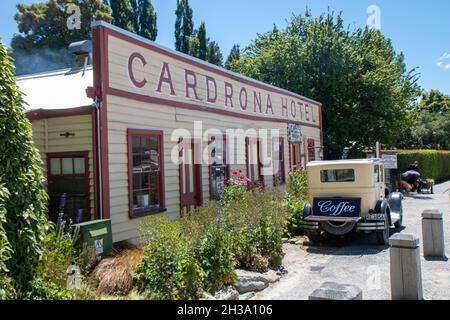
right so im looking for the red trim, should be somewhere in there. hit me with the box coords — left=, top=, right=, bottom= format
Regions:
left=178, top=137, right=202, bottom=212
left=98, top=26, right=322, bottom=129
left=26, top=106, right=92, bottom=121
left=90, top=109, right=99, bottom=219
left=92, top=25, right=111, bottom=219
left=46, top=151, right=90, bottom=222
left=103, top=27, right=322, bottom=107
left=107, top=87, right=320, bottom=129
left=127, top=129, right=166, bottom=218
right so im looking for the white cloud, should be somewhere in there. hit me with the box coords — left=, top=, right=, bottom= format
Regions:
left=436, top=52, right=450, bottom=70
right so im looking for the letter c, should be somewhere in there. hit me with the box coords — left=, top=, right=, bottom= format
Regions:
left=128, top=52, right=147, bottom=88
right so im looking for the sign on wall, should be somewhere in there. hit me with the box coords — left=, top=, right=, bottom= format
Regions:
left=287, top=124, right=302, bottom=142
left=106, top=34, right=322, bottom=127
left=381, top=154, right=398, bottom=169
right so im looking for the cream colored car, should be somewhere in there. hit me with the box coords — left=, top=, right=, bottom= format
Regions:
left=300, top=159, right=403, bottom=245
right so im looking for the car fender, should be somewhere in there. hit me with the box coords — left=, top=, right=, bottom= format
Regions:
left=387, top=192, right=403, bottom=215
left=374, top=199, right=392, bottom=226
left=303, top=201, right=312, bottom=218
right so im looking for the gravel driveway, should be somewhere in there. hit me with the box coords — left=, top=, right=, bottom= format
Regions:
left=255, top=181, right=450, bottom=300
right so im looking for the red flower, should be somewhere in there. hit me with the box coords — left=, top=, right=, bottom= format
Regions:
left=232, top=170, right=239, bottom=175
left=239, top=169, right=243, bottom=173
left=239, top=175, right=245, bottom=180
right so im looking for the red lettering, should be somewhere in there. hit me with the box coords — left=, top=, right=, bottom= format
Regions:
left=305, top=104, right=311, bottom=121
left=239, top=87, right=248, bottom=110
left=297, top=101, right=304, bottom=120
left=225, top=82, right=234, bottom=107
left=254, top=91, right=262, bottom=113
left=128, top=52, right=147, bottom=88
left=266, top=94, right=274, bottom=114
left=281, top=98, right=288, bottom=117
left=206, top=76, right=217, bottom=103
left=185, top=69, right=199, bottom=99
left=291, top=100, right=297, bottom=118
left=156, top=62, right=176, bottom=95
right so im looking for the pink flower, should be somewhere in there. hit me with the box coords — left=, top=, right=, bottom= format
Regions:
left=240, top=181, right=246, bottom=185
left=245, top=178, right=251, bottom=182
left=225, top=179, right=230, bottom=184
left=234, top=180, right=239, bottom=185
left=299, top=165, right=304, bottom=171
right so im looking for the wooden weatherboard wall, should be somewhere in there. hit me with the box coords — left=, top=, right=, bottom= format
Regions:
left=92, top=22, right=322, bottom=242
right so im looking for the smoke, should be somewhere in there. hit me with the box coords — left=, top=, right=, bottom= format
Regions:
left=11, top=47, right=76, bottom=76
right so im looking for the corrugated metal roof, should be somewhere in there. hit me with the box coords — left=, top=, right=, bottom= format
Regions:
left=17, top=66, right=94, bottom=111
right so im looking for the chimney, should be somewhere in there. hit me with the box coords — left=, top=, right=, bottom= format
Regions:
left=68, top=40, right=92, bottom=74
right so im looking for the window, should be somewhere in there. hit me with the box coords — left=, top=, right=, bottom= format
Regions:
left=209, top=135, right=229, bottom=200
left=320, top=169, right=355, bottom=182
left=245, top=137, right=263, bottom=185
left=307, top=138, right=316, bottom=162
left=374, top=164, right=382, bottom=183
left=273, top=137, right=285, bottom=186
left=47, top=152, right=89, bottom=223
left=127, top=129, right=165, bottom=217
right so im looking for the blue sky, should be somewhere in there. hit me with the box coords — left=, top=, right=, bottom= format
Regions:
left=1, top=0, right=449, bottom=94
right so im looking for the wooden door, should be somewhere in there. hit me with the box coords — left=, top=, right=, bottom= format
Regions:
left=47, top=152, right=90, bottom=223
left=179, top=138, right=202, bottom=214
left=245, top=137, right=264, bottom=185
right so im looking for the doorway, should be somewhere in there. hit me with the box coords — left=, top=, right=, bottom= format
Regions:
left=179, top=138, right=203, bottom=214
left=47, top=152, right=90, bottom=223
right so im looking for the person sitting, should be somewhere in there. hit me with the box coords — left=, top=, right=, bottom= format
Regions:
left=407, top=161, right=420, bottom=173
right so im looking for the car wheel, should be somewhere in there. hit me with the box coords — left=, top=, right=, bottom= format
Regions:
left=431, top=185, right=434, bottom=194
left=320, top=220, right=356, bottom=236
left=377, top=212, right=390, bottom=245
left=394, top=205, right=403, bottom=229
left=307, top=230, right=322, bottom=243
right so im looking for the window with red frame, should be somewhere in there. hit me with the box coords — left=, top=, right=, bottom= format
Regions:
left=127, top=129, right=165, bottom=217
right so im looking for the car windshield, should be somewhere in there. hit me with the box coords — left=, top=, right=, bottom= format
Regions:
left=320, top=169, right=355, bottom=182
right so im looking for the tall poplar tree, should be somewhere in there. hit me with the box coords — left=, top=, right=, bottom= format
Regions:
left=197, top=22, right=207, bottom=60
left=130, top=0, right=157, bottom=41
left=225, top=44, right=240, bottom=69
left=175, top=0, right=193, bottom=54
left=110, top=0, right=133, bottom=31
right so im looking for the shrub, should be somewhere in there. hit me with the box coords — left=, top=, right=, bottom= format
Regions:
left=135, top=217, right=204, bottom=299
left=285, top=168, right=309, bottom=236
left=0, top=184, right=15, bottom=300
left=25, top=215, right=79, bottom=300
left=0, top=41, right=49, bottom=293
left=91, top=247, right=144, bottom=296
left=395, top=149, right=450, bottom=181
left=222, top=189, right=287, bottom=271
left=180, top=201, right=218, bottom=248
left=197, top=225, right=236, bottom=292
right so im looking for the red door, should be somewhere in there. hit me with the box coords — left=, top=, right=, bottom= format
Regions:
left=179, top=138, right=203, bottom=214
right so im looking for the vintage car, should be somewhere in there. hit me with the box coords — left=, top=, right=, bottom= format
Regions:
left=300, top=159, right=403, bottom=245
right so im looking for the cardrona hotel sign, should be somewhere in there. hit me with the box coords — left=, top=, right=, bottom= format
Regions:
left=107, top=34, right=321, bottom=127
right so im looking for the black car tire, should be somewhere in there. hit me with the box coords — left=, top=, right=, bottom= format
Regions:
left=320, top=220, right=356, bottom=236
left=377, top=211, right=390, bottom=245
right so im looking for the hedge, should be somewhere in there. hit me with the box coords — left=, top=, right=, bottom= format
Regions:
left=392, top=150, right=450, bottom=181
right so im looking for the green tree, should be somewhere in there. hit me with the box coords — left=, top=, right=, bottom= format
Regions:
left=12, top=0, right=112, bottom=50
left=196, top=22, right=207, bottom=60
left=11, top=0, right=112, bottom=75
left=225, top=44, right=240, bottom=69
left=129, top=0, right=157, bottom=40
left=110, top=0, right=133, bottom=31
left=175, top=0, right=193, bottom=54
left=397, top=90, right=450, bottom=150
left=207, top=41, right=223, bottom=66
left=0, top=41, right=49, bottom=294
left=229, top=11, right=420, bottom=158
left=413, top=89, right=450, bottom=114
